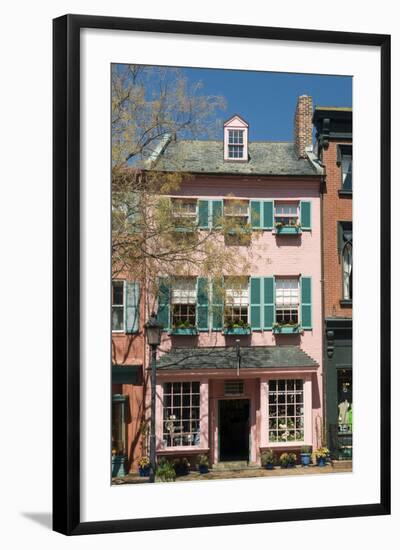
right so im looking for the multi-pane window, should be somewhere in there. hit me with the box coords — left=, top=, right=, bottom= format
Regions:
left=112, top=280, right=124, bottom=331
left=268, top=379, right=304, bottom=443
left=171, top=198, right=197, bottom=229
left=224, top=199, right=249, bottom=225
left=224, top=199, right=250, bottom=245
left=224, top=277, right=249, bottom=326
left=228, top=130, right=244, bottom=158
left=171, top=278, right=197, bottom=328
left=274, top=202, right=299, bottom=227
left=339, top=145, right=352, bottom=191
left=275, top=278, right=299, bottom=325
left=163, top=382, right=200, bottom=447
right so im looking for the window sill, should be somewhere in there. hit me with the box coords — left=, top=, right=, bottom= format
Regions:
left=157, top=446, right=208, bottom=454
left=274, top=227, right=302, bottom=235
left=339, top=299, right=352, bottom=307
left=265, top=441, right=305, bottom=447
left=272, top=325, right=302, bottom=334
left=338, top=190, right=352, bottom=197
left=223, top=327, right=251, bottom=335
left=169, top=328, right=199, bottom=336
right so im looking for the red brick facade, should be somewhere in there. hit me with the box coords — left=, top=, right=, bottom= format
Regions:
left=321, top=139, right=352, bottom=318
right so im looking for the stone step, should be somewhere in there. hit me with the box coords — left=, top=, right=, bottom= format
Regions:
left=213, top=461, right=259, bottom=471
left=331, top=459, right=352, bottom=470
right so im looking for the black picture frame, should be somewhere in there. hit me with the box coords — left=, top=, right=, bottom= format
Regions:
left=53, top=14, right=391, bottom=536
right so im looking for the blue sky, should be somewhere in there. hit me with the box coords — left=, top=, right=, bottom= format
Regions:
left=180, top=67, right=352, bottom=141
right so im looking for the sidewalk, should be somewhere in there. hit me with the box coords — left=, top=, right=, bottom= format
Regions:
left=112, top=463, right=352, bottom=485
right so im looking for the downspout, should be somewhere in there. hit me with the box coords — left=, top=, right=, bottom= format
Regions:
left=319, top=169, right=328, bottom=447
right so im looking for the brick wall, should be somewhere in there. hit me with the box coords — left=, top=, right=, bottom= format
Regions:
left=322, top=139, right=352, bottom=318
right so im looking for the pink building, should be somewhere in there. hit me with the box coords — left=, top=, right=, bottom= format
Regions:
left=150, top=97, right=324, bottom=467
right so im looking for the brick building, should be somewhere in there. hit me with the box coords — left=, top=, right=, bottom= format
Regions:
left=313, top=106, right=353, bottom=461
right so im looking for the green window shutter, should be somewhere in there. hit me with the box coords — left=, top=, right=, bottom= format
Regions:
left=157, top=278, right=170, bottom=330
left=250, top=277, right=261, bottom=330
left=198, top=200, right=209, bottom=229
left=301, top=276, right=312, bottom=329
left=250, top=200, right=261, bottom=229
left=197, top=277, right=209, bottom=331
left=300, top=201, right=311, bottom=230
left=211, top=200, right=223, bottom=228
left=263, top=277, right=275, bottom=330
left=262, top=201, right=273, bottom=230
left=125, top=282, right=140, bottom=333
left=211, top=278, right=224, bottom=330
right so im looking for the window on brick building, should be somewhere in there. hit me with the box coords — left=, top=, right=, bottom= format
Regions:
left=338, top=222, right=352, bottom=301
left=337, top=145, right=352, bottom=191
left=112, top=280, right=125, bottom=331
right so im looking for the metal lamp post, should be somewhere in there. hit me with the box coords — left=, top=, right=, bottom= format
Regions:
left=144, top=312, right=163, bottom=483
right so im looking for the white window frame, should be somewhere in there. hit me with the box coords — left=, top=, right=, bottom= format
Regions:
left=267, top=379, right=305, bottom=444
left=275, top=277, right=300, bottom=325
left=162, top=381, right=201, bottom=448
left=224, top=276, right=249, bottom=326
left=171, top=198, right=198, bottom=224
left=171, top=277, right=197, bottom=328
left=274, top=201, right=300, bottom=227
left=227, top=129, right=244, bottom=159
left=112, top=280, right=125, bottom=333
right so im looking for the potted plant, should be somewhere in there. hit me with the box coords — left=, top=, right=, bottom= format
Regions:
left=261, top=449, right=275, bottom=470
left=300, top=445, right=312, bottom=467
left=198, top=454, right=209, bottom=474
left=280, top=452, right=296, bottom=468
left=173, top=457, right=190, bottom=476
left=138, top=456, right=151, bottom=477
left=315, top=447, right=330, bottom=466
left=155, top=458, right=176, bottom=482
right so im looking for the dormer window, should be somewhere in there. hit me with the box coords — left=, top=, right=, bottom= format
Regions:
left=224, top=115, right=249, bottom=162
left=228, top=130, right=244, bottom=158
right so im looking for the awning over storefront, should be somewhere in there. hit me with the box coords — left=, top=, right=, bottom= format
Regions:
left=112, top=365, right=142, bottom=384
left=156, top=345, right=318, bottom=371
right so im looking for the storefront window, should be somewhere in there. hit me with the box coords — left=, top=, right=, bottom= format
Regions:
left=337, top=370, right=352, bottom=432
left=112, top=395, right=127, bottom=455
left=268, top=379, right=304, bottom=442
left=163, top=382, right=200, bottom=447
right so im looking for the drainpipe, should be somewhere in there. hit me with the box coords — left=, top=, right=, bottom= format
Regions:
left=319, top=170, right=328, bottom=447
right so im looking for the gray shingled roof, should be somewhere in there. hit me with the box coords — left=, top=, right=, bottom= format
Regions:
left=157, top=346, right=318, bottom=371
left=154, top=140, right=318, bottom=176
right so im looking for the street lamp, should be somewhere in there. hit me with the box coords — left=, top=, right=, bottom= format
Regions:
left=144, top=312, right=163, bottom=482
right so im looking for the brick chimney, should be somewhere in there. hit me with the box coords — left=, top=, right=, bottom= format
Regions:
left=294, top=95, right=313, bottom=159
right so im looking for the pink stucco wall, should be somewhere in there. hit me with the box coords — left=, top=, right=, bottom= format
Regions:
left=154, top=175, right=324, bottom=462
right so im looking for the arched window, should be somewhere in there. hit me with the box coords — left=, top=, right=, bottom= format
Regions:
left=343, top=241, right=352, bottom=300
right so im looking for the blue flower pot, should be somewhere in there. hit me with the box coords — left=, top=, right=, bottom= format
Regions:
left=317, top=457, right=327, bottom=467
left=139, top=466, right=150, bottom=477
left=199, top=465, right=209, bottom=474
left=112, top=455, right=127, bottom=477
left=300, top=453, right=311, bottom=467
left=265, top=463, right=274, bottom=470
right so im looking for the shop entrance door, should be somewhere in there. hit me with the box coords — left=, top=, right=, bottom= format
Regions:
left=219, top=399, right=250, bottom=462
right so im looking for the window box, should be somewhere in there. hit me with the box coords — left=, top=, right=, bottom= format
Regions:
left=170, top=327, right=198, bottom=336
left=275, top=225, right=302, bottom=235
left=272, top=323, right=302, bottom=334
left=223, top=326, right=251, bottom=335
